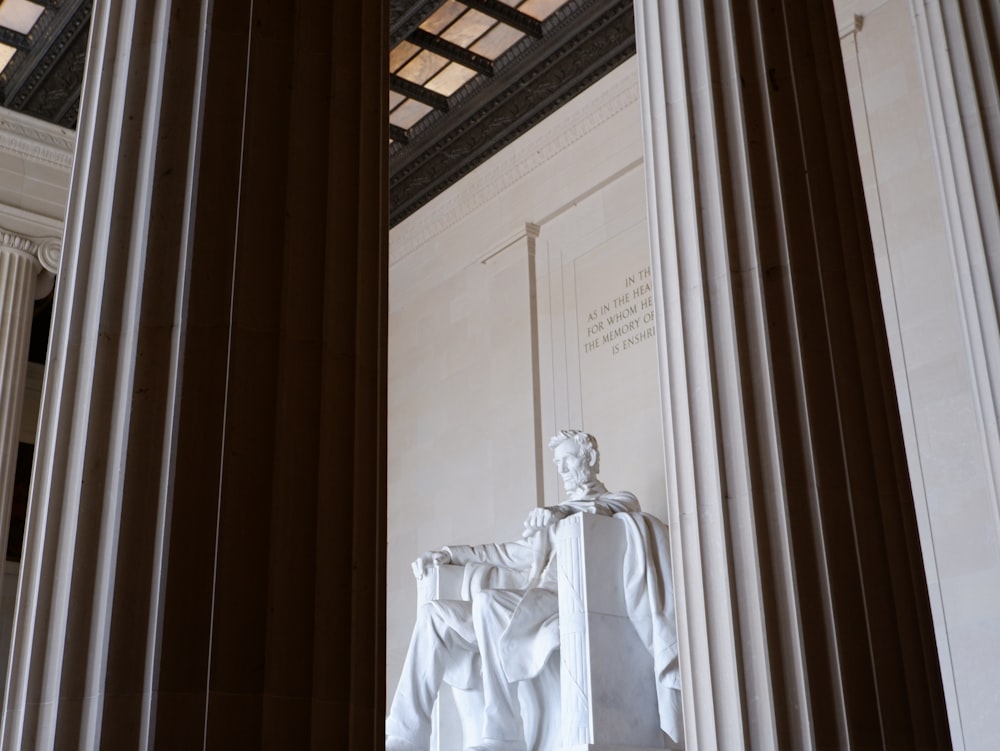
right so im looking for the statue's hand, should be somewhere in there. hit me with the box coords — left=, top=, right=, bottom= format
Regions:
left=522, top=506, right=569, bottom=538
left=411, top=550, right=451, bottom=580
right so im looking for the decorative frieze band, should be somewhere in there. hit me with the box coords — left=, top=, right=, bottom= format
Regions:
left=0, top=110, right=75, bottom=170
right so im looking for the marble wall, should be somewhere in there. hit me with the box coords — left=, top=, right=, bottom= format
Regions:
left=0, top=109, right=73, bottom=225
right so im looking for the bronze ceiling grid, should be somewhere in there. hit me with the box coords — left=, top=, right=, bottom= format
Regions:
left=389, top=0, right=544, bottom=137
left=389, top=0, right=636, bottom=226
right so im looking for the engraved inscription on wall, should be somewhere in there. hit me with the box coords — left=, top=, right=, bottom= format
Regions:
left=582, top=266, right=655, bottom=356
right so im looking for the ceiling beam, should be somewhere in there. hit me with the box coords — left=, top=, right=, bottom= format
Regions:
left=408, top=28, right=494, bottom=76
left=390, top=124, right=411, bottom=144
left=390, top=74, right=451, bottom=112
left=391, top=0, right=448, bottom=46
left=0, top=28, right=31, bottom=51
left=462, top=0, right=544, bottom=38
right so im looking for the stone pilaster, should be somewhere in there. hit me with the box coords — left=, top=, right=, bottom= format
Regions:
left=0, top=230, right=58, bottom=582
left=905, top=5, right=1000, bottom=747
left=909, top=1, right=1000, bottom=508
left=634, top=1, right=950, bottom=748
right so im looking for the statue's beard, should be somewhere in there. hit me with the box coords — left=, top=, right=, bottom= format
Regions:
left=561, top=466, right=590, bottom=494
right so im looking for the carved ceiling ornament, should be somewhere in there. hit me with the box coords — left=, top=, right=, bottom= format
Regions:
left=0, top=0, right=91, bottom=129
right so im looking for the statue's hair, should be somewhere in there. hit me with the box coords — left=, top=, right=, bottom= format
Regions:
left=548, top=429, right=600, bottom=473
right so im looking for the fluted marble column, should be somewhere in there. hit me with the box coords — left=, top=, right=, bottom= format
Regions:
left=1, top=0, right=386, bottom=748
left=0, top=230, right=58, bottom=574
left=635, top=1, right=950, bottom=748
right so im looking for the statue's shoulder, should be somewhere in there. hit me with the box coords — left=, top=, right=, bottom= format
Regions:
left=599, top=490, right=640, bottom=513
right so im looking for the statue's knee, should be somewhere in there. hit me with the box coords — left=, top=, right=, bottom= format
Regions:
left=470, top=588, right=497, bottom=613
left=415, top=601, right=442, bottom=628
left=471, top=589, right=518, bottom=625
left=416, top=600, right=472, bottom=633
left=470, top=590, right=492, bottom=624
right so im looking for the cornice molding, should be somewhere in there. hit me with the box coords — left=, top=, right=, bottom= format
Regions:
left=0, top=107, right=75, bottom=169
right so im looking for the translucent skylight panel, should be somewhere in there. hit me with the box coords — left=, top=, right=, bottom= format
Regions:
left=440, top=9, right=495, bottom=48
left=0, top=0, right=45, bottom=34
left=389, top=91, right=405, bottom=110
left=420, top=0, right=466, bottom=34
left=390, top=99, right=433, bottom=130
left=470, top=23, right=524, bottom=60
left=397, top=49, right=448, bottom=85
left=519, top=0, right=568, bottom=20
left=424, top=63, right=477, bottom=97
left=0, top=42, right=14, bottom=73
left=390, top=40, right=420, bottom=73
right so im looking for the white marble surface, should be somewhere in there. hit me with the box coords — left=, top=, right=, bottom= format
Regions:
left=557, top=513, right=666, bottom=750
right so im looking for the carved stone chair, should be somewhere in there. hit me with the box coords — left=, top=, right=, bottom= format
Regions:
left=419, top=513, right=671, bottom=751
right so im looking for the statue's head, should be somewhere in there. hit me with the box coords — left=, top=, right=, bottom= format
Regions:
left=548, top=430, right=600, bottom=496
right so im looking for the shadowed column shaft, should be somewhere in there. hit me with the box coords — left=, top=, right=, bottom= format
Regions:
left=0, top=0, right=386, bottom=748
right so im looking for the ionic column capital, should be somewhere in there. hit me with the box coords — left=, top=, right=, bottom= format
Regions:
left=0, top=226, right=62, bottom=274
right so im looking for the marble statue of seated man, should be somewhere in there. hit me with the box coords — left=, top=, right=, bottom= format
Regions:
left=385, top=430, right=644, bottom=751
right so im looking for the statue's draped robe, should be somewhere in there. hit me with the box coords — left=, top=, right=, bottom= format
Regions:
left=435, top=492, right=682, bottom=744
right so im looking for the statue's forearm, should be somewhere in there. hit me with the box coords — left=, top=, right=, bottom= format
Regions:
left=443, top=540, right=535, bottom=571
left=555, top=500, right=615, bottom=517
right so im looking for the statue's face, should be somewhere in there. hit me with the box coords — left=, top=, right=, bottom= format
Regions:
left=553, top=440, right=593, bottom=492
